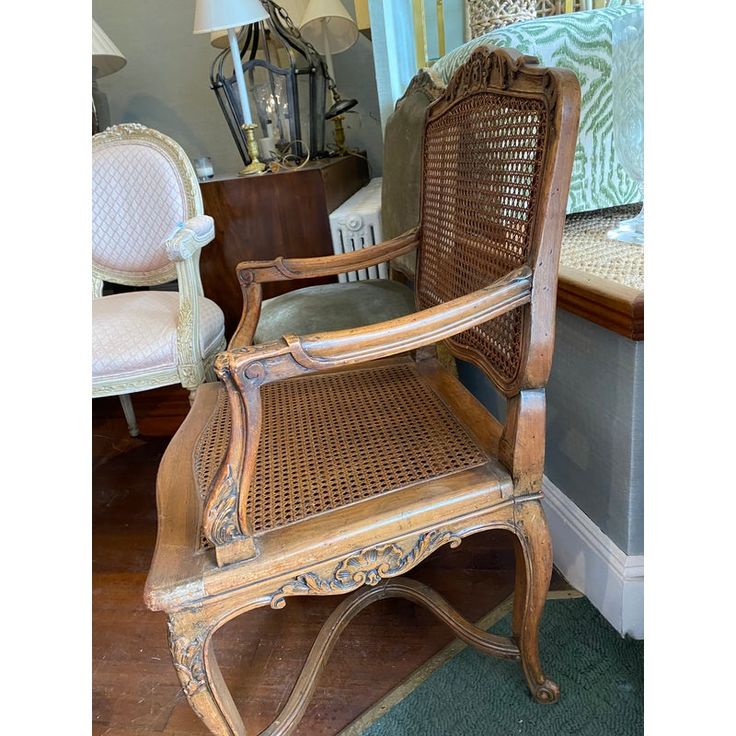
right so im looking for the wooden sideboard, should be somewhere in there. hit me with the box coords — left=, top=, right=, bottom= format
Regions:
left=557, top=267, right=643, bottom=341
left=200, top=154, right=369, bottom=338
left=556, top=205, right=644, bottom=341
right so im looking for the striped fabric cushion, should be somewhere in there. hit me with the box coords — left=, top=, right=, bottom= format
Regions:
left=433, top=5, right=642, bottom=214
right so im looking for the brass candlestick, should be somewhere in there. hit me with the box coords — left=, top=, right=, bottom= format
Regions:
left=331, top=114, right=346, bottom=152
left=240, top=123, right=267, bottom=176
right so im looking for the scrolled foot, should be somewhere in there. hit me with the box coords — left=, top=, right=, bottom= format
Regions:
left=531, top=678, right=560, bottom=704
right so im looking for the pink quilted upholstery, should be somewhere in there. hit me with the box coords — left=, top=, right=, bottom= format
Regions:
left=92, top=142, right=188, bottom=274
left=92, top=292, right=225, bottom=382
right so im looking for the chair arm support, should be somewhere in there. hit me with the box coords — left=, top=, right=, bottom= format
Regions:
left=235, top=227, right=419, bottom=285
left=166, top=216, right=214, bottom=387
left=165, top=215, right=215, bottom=262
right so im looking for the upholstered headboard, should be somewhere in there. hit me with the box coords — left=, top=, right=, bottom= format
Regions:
left=432, top=5, right=641, bottom=214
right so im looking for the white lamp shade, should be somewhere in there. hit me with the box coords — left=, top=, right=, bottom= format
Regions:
left=210, top=27, right=243, bottom=48
left=193, top=0, right=268, bottom=34
left=92, top=19, right=127, bottom=78
left=299, top=0, right=359, bottom=55
left=209, top=3, right=307, bottom=47
left=277, top=0, right=308, bottom=28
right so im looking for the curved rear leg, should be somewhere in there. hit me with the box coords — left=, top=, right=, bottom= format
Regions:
left=167, top=611, right=246, bottom=736
left=512, top=501, right=560, bottom=704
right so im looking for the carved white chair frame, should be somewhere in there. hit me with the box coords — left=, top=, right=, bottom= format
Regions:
left=92, top=124, right=226, bottom=433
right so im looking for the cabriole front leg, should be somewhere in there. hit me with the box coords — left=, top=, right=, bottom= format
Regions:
left=167, top=610, right=246, bottom=735
left=511, top=500, right=560, bottom=704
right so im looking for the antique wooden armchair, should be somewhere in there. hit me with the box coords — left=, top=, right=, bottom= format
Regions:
left=145, top=48, right=579, bottom=735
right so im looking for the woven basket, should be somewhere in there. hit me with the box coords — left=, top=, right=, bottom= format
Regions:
left=467, top=0, right=537, bottom=38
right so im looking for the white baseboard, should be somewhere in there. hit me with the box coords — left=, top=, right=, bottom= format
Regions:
left=542, top=476, right=643, bottom=639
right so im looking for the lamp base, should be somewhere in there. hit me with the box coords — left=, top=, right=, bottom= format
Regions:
left=240, top=123, right=267, bottom=176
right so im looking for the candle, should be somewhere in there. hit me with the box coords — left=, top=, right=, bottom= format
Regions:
left=227, top=27, right=252, bottom=126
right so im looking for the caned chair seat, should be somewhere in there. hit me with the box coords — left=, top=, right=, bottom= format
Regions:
left=253, top=279, right=415, bottom=344
left=195, top=360, right=511, bottom=535
left=146, top=357, right=512, bottom=608
left=92, top=291, right=225, bottom=384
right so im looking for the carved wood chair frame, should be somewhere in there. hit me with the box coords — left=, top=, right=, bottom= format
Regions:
left=145, top=48, right=580, bottom=736
left=92, top=124, right=226, bottom=415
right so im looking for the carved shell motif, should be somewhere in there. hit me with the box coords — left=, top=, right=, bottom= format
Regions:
left=270, top=530, right=462, bottom=609
left=443, top=47, right=540, bottom=105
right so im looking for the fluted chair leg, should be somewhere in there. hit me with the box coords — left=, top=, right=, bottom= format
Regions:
left=119, top=394, right=139, bottom=437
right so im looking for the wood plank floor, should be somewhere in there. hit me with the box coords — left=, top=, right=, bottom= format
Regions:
left=93, top=385, right=571, bottom=735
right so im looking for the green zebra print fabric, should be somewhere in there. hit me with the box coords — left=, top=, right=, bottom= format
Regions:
left=433, top=6, right=642, bottom=214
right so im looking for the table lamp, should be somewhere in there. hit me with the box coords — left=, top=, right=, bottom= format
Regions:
left=299, top=0, right=358, bottom=90
left=194, top=0, right=270, bottom=175
left=299, top=0, right=359, bottom=149
left=93, top=20, right=127, bottom=77
left=92, top=20, right=127, bottom=133
left=210, top=27, right=242, bottom=48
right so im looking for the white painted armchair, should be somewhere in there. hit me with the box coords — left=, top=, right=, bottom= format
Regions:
left=92, top=123, right=226, bottom=436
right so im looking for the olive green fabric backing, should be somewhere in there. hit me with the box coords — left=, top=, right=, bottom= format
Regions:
left=382, top=89, right=431, bottom=243
left=253, top=280, right=416, bottom=344
left=381, top=75, right=443, bottom=279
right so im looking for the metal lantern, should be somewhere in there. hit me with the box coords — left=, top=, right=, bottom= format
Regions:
left=210, top=0, right=341, bottom=165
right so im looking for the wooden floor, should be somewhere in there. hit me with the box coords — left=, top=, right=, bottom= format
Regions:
left=93, top=385, right=570, bottom=736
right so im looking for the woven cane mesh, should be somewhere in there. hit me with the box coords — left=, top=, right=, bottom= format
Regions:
left=194, top=389, right=232, bottom=501
left=561, top=204, right=643, bottom=290
left=535, top=1, right=584, bottom=17
left=467, top=1, right=537, bottom=38
left=418, top=91, right=548, bottom=386
left=194, top=364, right=488, bottom=536
left=193, top=389, right=232, bottom=550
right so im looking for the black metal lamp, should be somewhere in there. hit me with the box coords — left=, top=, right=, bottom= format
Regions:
left=208, top=0, right=355, bottom=168
left=300, top=0, right=360, bottom=151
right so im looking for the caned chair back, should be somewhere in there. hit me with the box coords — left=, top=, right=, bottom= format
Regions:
left=416, top=47, right=579, bottom=396
left=92, top=123, right=203, bottom=287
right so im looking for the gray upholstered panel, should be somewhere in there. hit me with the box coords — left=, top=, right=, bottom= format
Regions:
left=254, top=280, right=416, bottom=345
left=381, top=71, right=444, bottom=278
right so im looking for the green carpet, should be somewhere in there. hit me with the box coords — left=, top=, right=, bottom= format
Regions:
left=352, top=596, right=643, bottom=736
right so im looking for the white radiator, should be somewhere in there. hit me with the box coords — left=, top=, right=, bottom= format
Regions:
left=328, top=177, right=386, bottom=283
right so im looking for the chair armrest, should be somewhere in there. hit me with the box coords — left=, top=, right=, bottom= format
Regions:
left=165, top=215, right=215, bottom=262
left=222, top=265, right=532, bottom=382
left=235, top=227, right=419, bottom=285
left=206, top=265, right=532, bottom=565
